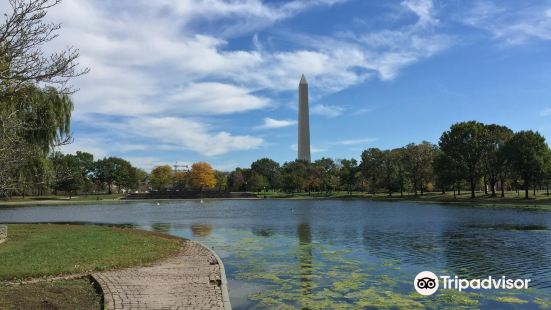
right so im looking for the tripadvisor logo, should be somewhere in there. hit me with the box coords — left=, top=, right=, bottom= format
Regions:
left=413, top=271, right=531, bottom=296
left=414, top=271, right=439, bottom=296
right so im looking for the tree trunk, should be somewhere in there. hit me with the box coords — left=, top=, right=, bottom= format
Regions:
left=483, top=175, right=488, bottom=195
left=533, top=184, right=536, bottom=197
left=470, top=178, right=476, bottom=199
left=400, top=183, right=403, bottom=198
left=490, top=178, right=496, bottom=197
left=547, top=182, right=549, bottom=196
left=525, top=181, right=529, bottom=199
left=500, top=177, right=505, bottom=198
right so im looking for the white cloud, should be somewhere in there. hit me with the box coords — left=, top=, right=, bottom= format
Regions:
left=168, top=83, right=269, bottom=114
left=335, top=138, right=378, bottom=145
left=462, top=1, right=551, bottom=45
left=33, top=0, right=451, bottom=157
left=256, top=117, right=297, bottom=129
left=311, top=104, right=345, bottom=118
left=125, top=117, right=263, bottom=156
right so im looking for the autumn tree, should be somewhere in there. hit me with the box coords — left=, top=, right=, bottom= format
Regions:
left=149, top=165, right=173, bottom=191
left=190, top=162, right=216, bottom=192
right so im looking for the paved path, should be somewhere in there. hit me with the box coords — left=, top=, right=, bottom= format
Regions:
left=93, top=240, right=231, bottom=310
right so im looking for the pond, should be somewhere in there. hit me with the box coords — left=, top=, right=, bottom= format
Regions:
left=1, top=199, right=551, bottom=309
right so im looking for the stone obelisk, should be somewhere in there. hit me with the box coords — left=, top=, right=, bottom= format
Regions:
left=298, top=74, right=311, bottom=162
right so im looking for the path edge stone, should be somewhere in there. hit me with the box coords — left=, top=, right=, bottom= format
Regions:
left=194, top=240, right=232, bottom=310
left=90, top=238, right=232, bottom=310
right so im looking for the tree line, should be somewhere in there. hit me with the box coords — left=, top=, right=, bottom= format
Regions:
left=210, top=121, right=550, bottom=200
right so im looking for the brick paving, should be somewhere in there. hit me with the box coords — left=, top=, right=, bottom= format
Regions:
left=93, top=240, right=230, bottom=310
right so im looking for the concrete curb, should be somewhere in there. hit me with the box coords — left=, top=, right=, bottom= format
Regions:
left=194, top=240, right=232, bottom=310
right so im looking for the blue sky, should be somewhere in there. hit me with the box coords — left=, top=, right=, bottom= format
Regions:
left=33, top=0, right=551, bottom=170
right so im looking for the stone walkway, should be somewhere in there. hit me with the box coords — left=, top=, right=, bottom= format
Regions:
left=93, top=240, right=231, bottom=310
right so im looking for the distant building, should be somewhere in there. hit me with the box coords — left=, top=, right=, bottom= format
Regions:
left=298, top=74, right=311, bottom=162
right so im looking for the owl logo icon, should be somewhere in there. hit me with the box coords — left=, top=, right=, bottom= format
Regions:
left=414, top=271, right=439, bottom=295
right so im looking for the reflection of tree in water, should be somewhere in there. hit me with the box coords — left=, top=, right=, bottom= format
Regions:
left=251, top=227, right=274, bottom=237
left=191, top=223, right=213, bottom=237
left=297, top=222, right=313, bottom=304
left=151, top=222, right=171, bottom=233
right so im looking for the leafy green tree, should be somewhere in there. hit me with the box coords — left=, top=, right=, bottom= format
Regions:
left=214, top=170, right=228, bottom=191
left=0, top=0, right=87, bottom=197
left=381, top=150, right=398, bottom=196
left=503, top=131, right=549, bottom=199
left=403, top=142, right=436, bottom=196
left=433, top=151, right=462, bottom=197
left=281, top=160, right=309, bottom=193
left=439, top=121, right=487, bottom=198
left=360, top=148, right=384, bottom=195
left=50, top=152, right=84, bottom=197
left=391, top=148, right=407, bottom=197
left=339, top=159, right=359, bottom=195
left=247, top=171, right=269, bottom=193
left=312, top=158, right=339, bottom=196
left=251, top=158, right=281, bottom=190
left=482, top=125, right=514, bottom=197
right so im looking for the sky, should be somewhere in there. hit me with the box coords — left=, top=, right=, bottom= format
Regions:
left=14, top=0, right=551, bottom=171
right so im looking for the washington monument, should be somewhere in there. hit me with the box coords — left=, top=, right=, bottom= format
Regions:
left=298, top=74, right=311, bottom=162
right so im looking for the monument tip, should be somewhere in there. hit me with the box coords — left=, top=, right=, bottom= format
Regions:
left=299, top=74, right=307, bottom=84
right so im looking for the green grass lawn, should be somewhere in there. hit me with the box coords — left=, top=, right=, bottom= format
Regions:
left=0, top=194, right=125, bottom=207
left=255, top=190, right=551, bottom=210
left=0, top=224, right=181, bottom=309
left=0, top=224, right=181, bottom=281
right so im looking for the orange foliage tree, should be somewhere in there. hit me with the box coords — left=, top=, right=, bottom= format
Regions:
left=190, top=162, right=216, bottom=191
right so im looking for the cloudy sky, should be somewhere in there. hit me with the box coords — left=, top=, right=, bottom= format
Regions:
left=22, top=0, right=551, bottom=170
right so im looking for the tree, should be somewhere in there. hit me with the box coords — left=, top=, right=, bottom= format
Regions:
left=403, top=142, right=436, bottom=196
left=482, top=125, right=514, bottom=197
left=281, top=160, right=309, bottom=193
left=0, top=0, right=87, bottom=197
left=228, top=170, right=245, bottom=191
left=391, top=148, right=407, bottom=197
left=503, top=131, right=549, bottom=199
left=173, top=171, right=190, bottom=191
left=251, top=158, right=280, bottom=190
left=433, top=151, right=462, bottom=197
left=214, top=171, right=228, bottom=192
left=149, top=165, right=173, bottom=191
left=439, top=121, right=487, bottom=198
left=312, top=158, right=338, bottom=196
left=339, top=159, right=359, bottom=195
left=247, top=171, right=268, bottom=193
left=50, top=152, right=84, bottom=197
left=189, top=162, right=216, bottom=192
left=360, top=148, right=384, bottom=195
left=380, top=150, right=398, bottom=196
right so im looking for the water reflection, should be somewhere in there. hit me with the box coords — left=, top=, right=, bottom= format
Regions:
left=191, top=223, right=213, bottom=237
left=151, top=222, right=171, bottom=233
left=1, top=200, right=550, bottom=309
left=297, top=222, right=313, bottom=302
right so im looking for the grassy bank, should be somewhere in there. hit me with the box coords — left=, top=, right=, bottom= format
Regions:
left=0, top=224, right=181, bottom=309
left=254, top=190, right=551, bottom=210
left=0, top=224, right=181, bottom=281
left=0, top=194, right=125, bottom=207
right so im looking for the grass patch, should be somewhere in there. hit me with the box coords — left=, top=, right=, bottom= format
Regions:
left=0, top=277, right=101, bottom=310
left=0, top=224, right=181, bottom=281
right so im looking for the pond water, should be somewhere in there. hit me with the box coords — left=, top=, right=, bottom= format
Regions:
left=1, top=199, right=551, bottom=309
